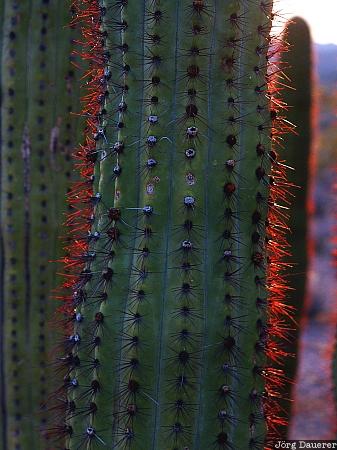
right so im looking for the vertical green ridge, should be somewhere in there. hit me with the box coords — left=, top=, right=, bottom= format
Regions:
left=27, top=1, right=73, bottom=445
left=199, top=1, right=275, bottom=448
left=151, top=3, right=181, bottom=449
left=115, top=1, right=179, bottom=449
left=68, top=0, right=125, bottom=445
left=96, top=0, right=145, bottom=445
left=154, top=2, right=214, bottom=449
left=194, top=1, right=216, bottom=447
left=232, top=1, right=273, bottom=447
left=199, top=1, right=246, bottom=447
left=67, top=1, right=147, bottom=447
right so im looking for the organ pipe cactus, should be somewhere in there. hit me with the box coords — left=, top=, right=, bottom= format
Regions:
left=279, top=17, right=314, bottom=425
left=0, top=1, right=82, bottom=449
left=46, top=1, right=293, bottom=449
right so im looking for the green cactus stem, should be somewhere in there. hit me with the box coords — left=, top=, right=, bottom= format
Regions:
left=49, top=1, right=292, bottom=449
left=0, top=1, right=82, bottom=448
left=279, top=16, right=314, bottom=427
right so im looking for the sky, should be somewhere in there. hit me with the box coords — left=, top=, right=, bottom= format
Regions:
left=277, top=0, right=337, bottom=45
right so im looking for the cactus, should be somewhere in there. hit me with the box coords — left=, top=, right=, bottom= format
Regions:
left=47, top=1, right=292, bottom=449
left=279, top=17, right=314, bottom=424
left=0, top=1, right=82, bottom=448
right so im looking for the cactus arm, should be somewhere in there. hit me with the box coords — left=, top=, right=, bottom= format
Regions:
left=28, top=0, right=59, bottom=442
left=280, top=17, right=313, bottom=425
left=28, top=0, right=82, bottom=445
left=1, top=0, right=32, bottom=446
left=0, top=0, right=81, bottom=448
left=55, top=1, right=293, bottom=450
left=283, top=17, right=312, bottom=329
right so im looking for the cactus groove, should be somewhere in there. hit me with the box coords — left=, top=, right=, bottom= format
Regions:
left=0, top=1, right=82, bottom=448
left=50, top=1, right=292, bottom=449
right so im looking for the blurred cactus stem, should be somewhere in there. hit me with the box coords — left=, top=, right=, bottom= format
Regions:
left=280, top=16, right=315, bottom=429
left=0, top=1, right=82, bottom=449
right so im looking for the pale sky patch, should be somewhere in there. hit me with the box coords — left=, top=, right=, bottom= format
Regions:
left=277, top=0, right=337, bottom=45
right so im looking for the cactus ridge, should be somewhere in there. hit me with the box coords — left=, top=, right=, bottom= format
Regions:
left=47, top=1, right=293, bottom=449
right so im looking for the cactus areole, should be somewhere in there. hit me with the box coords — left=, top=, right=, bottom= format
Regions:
left=49, top=1, right=291, bottom=449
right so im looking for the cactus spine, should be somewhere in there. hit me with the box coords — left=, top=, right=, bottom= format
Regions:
left=50, top=1, right=291, bottom=449
left=0, top=1, right=82, bottom=448
left=279, top=17, right=314, bottom=424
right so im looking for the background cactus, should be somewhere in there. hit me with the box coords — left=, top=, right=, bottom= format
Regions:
left=0, top=1, right=82, bottom=448
left=45, top=1, right=293, bottom=449
left=279, top=16, right=314, bottom=424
